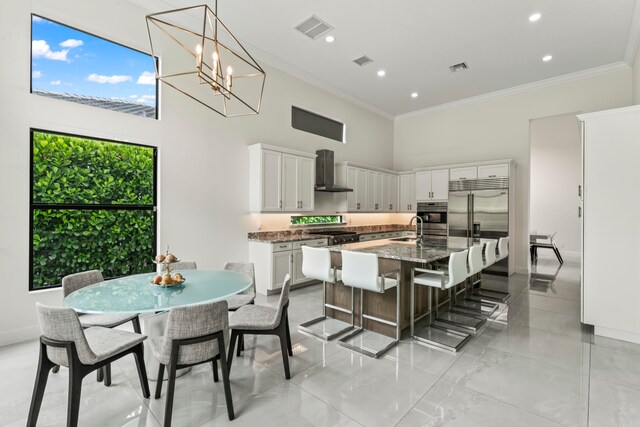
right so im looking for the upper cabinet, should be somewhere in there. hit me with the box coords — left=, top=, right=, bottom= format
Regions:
left=415, top=169, right=449, bottom=201
left=335, top=163, right=398, bottom=213
left=399, top=173, right=416, bottom=212
left=449, top=166, right=477, bottom=181
left=249, top=144, right=316, bottom=212
left=478, top=163, right=509, bottom=178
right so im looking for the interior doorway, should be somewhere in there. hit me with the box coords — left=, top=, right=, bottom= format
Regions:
left=529, top=112, right=582, bottom=265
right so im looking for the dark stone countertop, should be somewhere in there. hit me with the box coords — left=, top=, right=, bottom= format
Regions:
left=327, top=239, right=471, bottom=263
left=248, top=224, right=415, bottom=243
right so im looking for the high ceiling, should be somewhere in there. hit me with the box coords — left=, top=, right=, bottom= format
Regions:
left=134, top=0, right=640, bottom=118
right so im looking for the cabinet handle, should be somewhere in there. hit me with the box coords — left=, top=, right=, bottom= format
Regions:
left=459, top=177, right=466, bottom=180
left=279, top=200, right=282, bottom=209
left=578, top=185, right=582, bottom=198
left=488, top=175, right=497, bottom=178
left=578, top=206, right=582, bottom=218
left=357, top=202, right=360, bottom=210
left=390, top=204, right=392, bottom=210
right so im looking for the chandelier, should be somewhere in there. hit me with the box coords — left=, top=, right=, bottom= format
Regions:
left=146, top=2, right=266, bottom=117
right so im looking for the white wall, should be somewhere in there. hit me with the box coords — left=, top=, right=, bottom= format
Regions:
left=634, top=43, right=640, bottom=104
left=0, top=0, right=394, bottom=345
left=529, top=113, right=582, bottom=256
left=394, top=69, right=633, bottom=274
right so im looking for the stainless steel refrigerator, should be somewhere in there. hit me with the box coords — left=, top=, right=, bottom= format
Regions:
left=448, top=179, right=509, bottom=275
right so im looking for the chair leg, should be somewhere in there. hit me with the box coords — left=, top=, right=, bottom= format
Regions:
left=163, top=361, right=178, bottom=427
left=96, top=367, right=104, bottom=383
left=227, top=330, right=239, bottom=375
left=217, top=335, right=235, bottom=421
left=278, top=324, right=291, bottom=380
left=52, top=365, right=60, bottom=374
left=67, top=365, right=83, bottom=427
left=155, top=364, right=164, bottom=399
left=132, top=344, right=150, bottom=398
left=103, top=364, right=112, bottom=387
left=212, top=359, right=219, bottom=383
left=131, top=316, right=142, bottom=334
left=236, top=333, right=243, bottom=357
left=27, top=343, right=52, bottom=427
left=554, top=246, right=564, bottom=264
left=285, top=312, right=293, bottom=357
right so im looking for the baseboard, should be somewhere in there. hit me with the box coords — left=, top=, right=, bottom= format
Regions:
left=594, top=326, right=640, bottom=345
left=0, top=324, right=40, bottom=347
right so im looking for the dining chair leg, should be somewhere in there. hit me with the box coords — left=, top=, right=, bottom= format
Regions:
left=212, top=359, right=219, bottom=383
left=132, top=344, right=150, bottom=398
left=216, top=335, right=235, bottom=421
left=96, top=367, right=104, bottom=382
left=67, top=365, right=83, bottom=427
left=104, top=363, right=112, bottom=386
left=236, top=333, right=243, bottom=357
left=155, top=364, right=164, bottom=399
left=131, top=316, right=142, bottom=334
left=163, top=361, right=178, bottom=427
left=52, top=365, right=60, bottom=374
left=27, top=342, right=52, bottom=427
left=278, top=323, right=291, bottom=380
left=285, top=312, right=293, bottom=357
left=227, top=330, right=239, bottom=375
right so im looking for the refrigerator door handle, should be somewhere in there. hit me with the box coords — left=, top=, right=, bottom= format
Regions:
left=470, top=193, right=475, bottom=244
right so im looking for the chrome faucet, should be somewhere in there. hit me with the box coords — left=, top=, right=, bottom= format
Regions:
left=409, top=215, right=424, bottom=245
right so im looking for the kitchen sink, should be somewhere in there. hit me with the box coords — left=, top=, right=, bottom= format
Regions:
left=391, top=237, right=419, bottom=242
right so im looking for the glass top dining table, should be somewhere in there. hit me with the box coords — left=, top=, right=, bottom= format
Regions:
left=63, top=270, right=252, bottom=314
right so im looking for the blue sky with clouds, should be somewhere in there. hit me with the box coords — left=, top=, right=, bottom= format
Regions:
left=31, top=15, right=157, bottom=106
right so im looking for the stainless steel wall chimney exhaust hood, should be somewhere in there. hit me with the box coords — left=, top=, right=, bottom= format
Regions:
left=315, top=149, right=353, bottom=192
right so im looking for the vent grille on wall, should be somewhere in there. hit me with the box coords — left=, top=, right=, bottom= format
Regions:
left=353, top=55, right=373, bottom=66
left=449, top=62, right=469, bottom=72
left=295, top=15, right=333, bottom=39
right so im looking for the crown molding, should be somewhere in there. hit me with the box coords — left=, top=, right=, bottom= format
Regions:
left=624, top=0, right=640, bottom=64
left=395, top=61, right=631, bottom=121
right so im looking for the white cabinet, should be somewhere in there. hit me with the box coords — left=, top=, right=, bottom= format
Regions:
left=579, top=105, right=640, bottom=343
left=478, top=163, right=509, bottom=178
left=415, top=169, right=449, bottom=201
left=336, top=163, right=398, bottom=212
left=399, top=173, right=416, bottom=212
left=249, top=238, right=328, bottom=294
left=449, top=166, right=477, bottom=181
left=249, top=144, right=316, bottom=212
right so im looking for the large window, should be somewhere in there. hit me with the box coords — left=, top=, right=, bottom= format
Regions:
left=30, top=130, right=157, bottom=290
left=31, top=15, right=158, bottom=118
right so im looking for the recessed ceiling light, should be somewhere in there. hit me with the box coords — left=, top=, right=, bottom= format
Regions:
left=325, top=35, right=334, bottom=43
left=529, top=13, right=541, bottom=22
left=411, top=92, right=418, bottom=98
left=377, top=70, right=386, bottom=77
left=542, top=55, right=553, bottom=62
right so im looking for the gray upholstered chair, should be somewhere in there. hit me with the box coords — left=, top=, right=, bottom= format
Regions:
left=227, top=274, right=293, bottom=379
left=28, top=303, right=150, bottom=427
left=223, top=262, right=256, bottom=310
left=151, top=300, right=234, bottom=425
left=169, top=260, right=197, bottom=270
left=59, top=270, right=141, bottom=384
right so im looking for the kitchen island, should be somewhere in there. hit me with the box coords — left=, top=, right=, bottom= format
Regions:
left=324, top=239, right=469, bottom=338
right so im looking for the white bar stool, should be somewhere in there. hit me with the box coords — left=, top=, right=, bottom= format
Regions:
left=337, top=250, right=400, bottom=358
left=410, top=250, right=471, bottom=352
left=298, top=246, right=354, bottom=340
left=469, top=238, right=510, bottom=302
left=453, top=244, right=499, bottom=317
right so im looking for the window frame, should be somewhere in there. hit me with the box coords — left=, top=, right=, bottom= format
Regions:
left=30, top=14, right=160, bottom=120
left=29, top=128, right=158, bottom=291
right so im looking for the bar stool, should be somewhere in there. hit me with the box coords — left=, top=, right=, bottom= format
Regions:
left=410, top=250, right=471, bottom=352
left=298, top=246, right=354, bottom=340
left=470, top=239, right=510, bottom=302
left=337, top=250, right=400, bottom=358
left=453, top=244, right=499, bottom=317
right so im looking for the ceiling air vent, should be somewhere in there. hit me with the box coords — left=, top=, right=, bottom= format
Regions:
left=449, top=62, right=469, bottom=72
left=295, top=15, right=333, bottom=40
left=353, top=55, right=373, bottom=66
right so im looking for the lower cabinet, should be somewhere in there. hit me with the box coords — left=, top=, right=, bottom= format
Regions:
left=249, top=238, right=328, bottom=295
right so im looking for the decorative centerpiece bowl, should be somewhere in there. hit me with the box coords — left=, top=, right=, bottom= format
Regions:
left=151, top=246, right=186, bottom=287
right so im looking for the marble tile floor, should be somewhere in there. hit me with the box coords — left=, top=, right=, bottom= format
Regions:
left=2, top=254, right=640, bottom=426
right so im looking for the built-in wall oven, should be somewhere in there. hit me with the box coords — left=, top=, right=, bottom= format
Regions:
left=416, top=202, right=448, bottom=246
